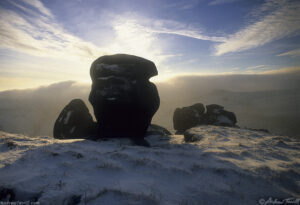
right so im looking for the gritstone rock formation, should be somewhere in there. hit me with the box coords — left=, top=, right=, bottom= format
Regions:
left=173, top=103, right=237, bottom=133
left=173, top=103, right=205, bottom=133
left=53, top=54, right=160, bottom=143
left=89, top=54, right=160, bottom=140
left=53, top=99, right=96, bottom=139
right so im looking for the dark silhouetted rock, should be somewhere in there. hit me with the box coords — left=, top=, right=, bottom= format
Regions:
left=89, top=54, right=160, bottom=140
left=53, top=99, right=96, bottom=139
left=0, top=187, right=15, bottom=201
left=173, top=103, right=237, bottom=133
left=216, top=110, right=237, bottom=126
left=173, top=103, right=205, bottom=133
left=206, top=104, right=224, bottom=114
left=90, top=54, right=158, bottom=81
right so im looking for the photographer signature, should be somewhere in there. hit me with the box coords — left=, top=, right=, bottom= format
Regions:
left=259, top=197, right=300, bottom=205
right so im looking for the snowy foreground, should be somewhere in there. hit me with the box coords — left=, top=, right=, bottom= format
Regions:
left=0, top=125, right=300, bottom=205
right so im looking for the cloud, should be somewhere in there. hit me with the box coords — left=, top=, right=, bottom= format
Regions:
left=244, top=65, right=269, bottom=71
left=140, top=17, right=225, bottom=42
left=209, top=0, right=239, bottom=6
left=0, top=0, right=225, bottom=89
left=150, top=27, right=225, bottom=42
left=1, top=0, right=216, bottom=64
left=0, top=0, right=179, bottom=88
left=107, top=15, right=225, bottom=66
left=214, top=0, right=300, bottom=55
left=21, top=0, right=54, bottom=19
left=0, top=2, right=103, bottom=61
left=0, top=1, right=185, bottom=65
left=0, top=81, right=91, bottom=136
left=260, top=66, right=300, bottom=75
left=278, top=48, right=300, bottom=57
left=0, top=68, right=299, bottom=137
left=1, top=1, right=214, bottom=72
left=163, top=0, right=200, bottom=10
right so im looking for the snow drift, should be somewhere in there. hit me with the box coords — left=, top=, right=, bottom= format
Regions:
left=0, top=125, right=299, bottom=204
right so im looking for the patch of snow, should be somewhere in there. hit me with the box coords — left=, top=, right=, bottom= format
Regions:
left=96, top=63, right=123, bottom=73
left=0, top=126, right=299, bottom=204
left=97, top=76, right=114, bottom=80
left=212, top=108, right=222, bottom=114
left=63, top=111, right=72, bottom=125
left=70, top=126, right=76, bottom=134
left=107, top=98, right=116, bottom=101
left=216, top=115, right=233, bottom=125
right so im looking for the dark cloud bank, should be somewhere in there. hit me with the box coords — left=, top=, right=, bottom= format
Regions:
left=0, top=70, right=299, bottom=138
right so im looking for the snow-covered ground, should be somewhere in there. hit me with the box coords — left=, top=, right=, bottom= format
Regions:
left=0, top=125, right=299, bottom=204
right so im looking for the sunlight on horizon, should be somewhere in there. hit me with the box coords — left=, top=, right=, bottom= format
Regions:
left=0, top=0, right=299, bottom=91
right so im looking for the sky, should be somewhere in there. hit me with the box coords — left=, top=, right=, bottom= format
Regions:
left=0, top=0, right=300, bottom=90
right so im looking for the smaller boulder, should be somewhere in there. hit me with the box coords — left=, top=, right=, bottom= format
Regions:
left=173, top=103, right=205, bottom=133
left=53, top=99, right=96, bottom=139
left=173, top=103, right=238, bottom=133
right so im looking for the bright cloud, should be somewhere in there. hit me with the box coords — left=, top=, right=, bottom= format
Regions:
left=214, top=0, right=300, bottom=56
left=21, top=0, right=54, bottom=19
left=278, top=48, right=300, bottom=57
left=0, top=3, right=103, bottom=61
left=133, top=16, right=225, bottom=42
left=107, top=15, right=225, bottom=66
left=0, top=0, right=299, bottom=91
left=0, top=0, right=173, bottom=84
left=0, top=0, right=223, bottom=77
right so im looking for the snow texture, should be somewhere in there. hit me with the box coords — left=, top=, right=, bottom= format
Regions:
left=96, top=63, right=123, bottom=73
left=0, top=125, right=299, bottom=204
left=63, top=111, right=73, bottom=125
left=216, top=115, right=233, bottom=125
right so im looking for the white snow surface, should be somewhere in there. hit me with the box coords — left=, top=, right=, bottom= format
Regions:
left=216, top=115, right=233, bottom=125
left=0, top=125, right=300, bottom=204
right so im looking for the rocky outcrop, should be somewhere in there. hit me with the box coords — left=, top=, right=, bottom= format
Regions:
left=173, top=103, right=237, bottom=133
left=53, top=54, right=160, bottom=142
left=53, top=99, right=96, bottom=139
left=173, top=103, right=205, bottom=133
left=89, top=54, right=160, bottom=140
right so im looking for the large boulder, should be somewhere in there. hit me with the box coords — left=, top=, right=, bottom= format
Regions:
left=53, top=99, right=96, bottom=139
left=89, top=54, right=160, bottom=140
left=173, top=103, right=205, bottom=133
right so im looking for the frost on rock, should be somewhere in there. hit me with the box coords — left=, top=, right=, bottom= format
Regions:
left=173, top=103, right=237, bottom=133
left=1, top=126, right=300, bottom=204
left=63, top=111, right=72, bottom=125
left=96, top=63, right=124, bottom=73
left=215, top=115, right=232, bottom=125
left=88, top=54, right=160, bottom=140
